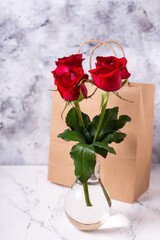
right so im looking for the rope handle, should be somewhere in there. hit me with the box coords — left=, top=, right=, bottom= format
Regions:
left=77, top=39, right=129, bottom=85
left=77, top=40, right=116, bottom=60
left=89, top=40, right=125, bottom=69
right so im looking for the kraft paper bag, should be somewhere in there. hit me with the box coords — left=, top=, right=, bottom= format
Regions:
left=48, top=82, right=155, bottom=203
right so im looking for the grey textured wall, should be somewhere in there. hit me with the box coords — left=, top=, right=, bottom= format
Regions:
left=0, top=0, right=160, bottom=164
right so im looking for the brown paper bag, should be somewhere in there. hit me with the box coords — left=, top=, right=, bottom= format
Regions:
left=48, top=82, right=155, bottom=203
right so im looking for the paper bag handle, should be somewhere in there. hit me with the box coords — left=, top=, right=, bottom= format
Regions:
left=89, top=40, right=126, bottom=69
left=77, top=40, right=129, bottom=85
left=77, top=40, right=116, bottom=59
left=77, top=40, right=125, bottom=68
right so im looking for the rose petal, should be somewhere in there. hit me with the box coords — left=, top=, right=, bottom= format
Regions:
left=55, top=54, right=84, bottom=75
left=80, top=83, right=87, bottom=98
left=52, top=54, right=88, bottom=101
left=99, top=70, right=122, bottom=91
left=91, top=69, right=122, bottom=92
left=89, top=56, right=131, bottom=92
left=96, top=56, right=116, bottom=68
left=121, top=67, right=131, bottom=79
left=57, top=84, right=80, bottom=101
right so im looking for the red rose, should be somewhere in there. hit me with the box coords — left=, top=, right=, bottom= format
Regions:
left=89, top=56, right=131, bottom=92
left=52, top=54, right=88, bottom=101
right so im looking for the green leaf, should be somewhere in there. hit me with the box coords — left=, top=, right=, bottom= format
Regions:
left=98, top=110, right=131, bottom=140
left=113, top=115, right=131, bottom=131
left=121, top=78, right=128, bottom=88
left=61, top=101, right=70, bottom=119
left=100, top=107, right=119, bottom=135
left=77, top=127, right=93, bottom=144
left=81, top=112, right=91, bottom=129
left=92, top=142, right=116, bottom=154
left=86, top=87, right=98, bottom=99
left=88, top=107, right=131, bottom=143
left=102, top=132, right=126, bottom=143
left=66, top=108, right=78, bottom=130
left=88, top=107, right=118, bottom=139
left=93, top=146, right=108, bottom=158
left=70, top=143, right=96, bottom=183
left=88, top=115, right=100, bottom=138
left=65, top=107, right=91, bottom=130
left=113, top=91, right=133, bottom=103
left=77, top=78, right=88, bottom=86
left=58, top=129, right=86, bottom=143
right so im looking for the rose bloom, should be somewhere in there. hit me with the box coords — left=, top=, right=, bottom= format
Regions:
left=89, top=56, right=131, bottom=92
left=52, top=54, right=88, bottom=101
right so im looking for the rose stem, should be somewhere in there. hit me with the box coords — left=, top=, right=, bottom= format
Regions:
left=83, top=182, right=92, bottom=207
left=74, top=101, right=92, bottom=207
left=74, top=101, right=85, bottom=128
left=99, top=178, right=112, bottom=207
left=93, top=92, right=109, bottom=142
left=93, top=92, right=112, bottom=206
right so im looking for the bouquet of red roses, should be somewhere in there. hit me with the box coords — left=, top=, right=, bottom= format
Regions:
left=51, top=40, right=131, bottom=207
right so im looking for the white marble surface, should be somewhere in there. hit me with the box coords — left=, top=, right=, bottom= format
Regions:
left=0, top=0, right=160, bottom=164
left=0, top=164, right=160, bottom=240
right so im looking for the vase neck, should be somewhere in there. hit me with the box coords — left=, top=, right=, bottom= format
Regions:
left=75, top=160, right=100, bottom=185
left=88, top=160, right=100, bottom=183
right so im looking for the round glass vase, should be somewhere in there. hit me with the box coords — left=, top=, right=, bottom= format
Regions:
left=64, top=161, right=111, bottom=231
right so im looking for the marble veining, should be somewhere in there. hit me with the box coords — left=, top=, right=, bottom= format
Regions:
left=0, top=0, right=160, bottom=164
left=0, top=165, right=160, bottom=240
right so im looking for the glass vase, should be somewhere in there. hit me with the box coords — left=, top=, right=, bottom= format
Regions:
left=64, top=161, right=111, bottom=231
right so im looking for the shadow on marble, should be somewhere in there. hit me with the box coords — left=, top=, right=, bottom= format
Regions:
left=93, top=213, right=130, bottom=234
left=137, top=188, right=160, bottom=203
